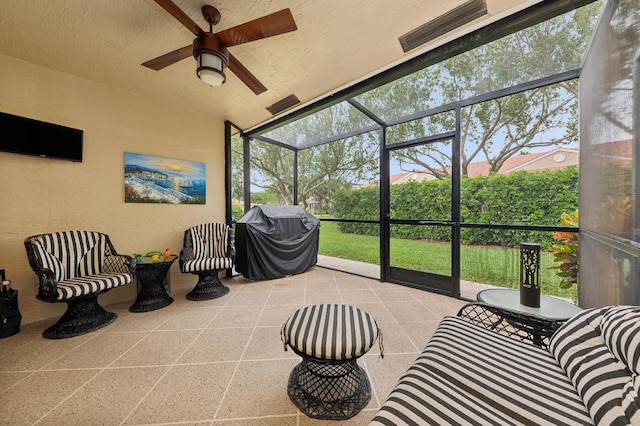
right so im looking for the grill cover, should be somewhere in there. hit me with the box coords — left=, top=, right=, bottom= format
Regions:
left=235, top=205, right=320, bottom=280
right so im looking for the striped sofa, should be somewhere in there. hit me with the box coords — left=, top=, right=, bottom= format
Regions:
left=24, top=231, right=135, bottom=339
left=371, top=305, right=640, bottom=426
left=179, top=223, right=234, bottom=301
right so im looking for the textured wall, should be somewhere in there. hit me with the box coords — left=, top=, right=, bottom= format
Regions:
left=0, top=54, right=226, bottom=324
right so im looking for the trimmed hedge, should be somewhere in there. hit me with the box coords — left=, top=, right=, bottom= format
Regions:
left=333, top=167, right=578, bottom=248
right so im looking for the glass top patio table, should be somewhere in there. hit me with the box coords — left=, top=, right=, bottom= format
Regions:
left=477, top=288, right=582, bottom=321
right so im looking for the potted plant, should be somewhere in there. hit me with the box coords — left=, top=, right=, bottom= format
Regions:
left=548, top=210, right=579, bottom=288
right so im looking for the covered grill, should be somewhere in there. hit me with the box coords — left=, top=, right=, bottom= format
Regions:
left=235, top=205, right=320, bottom=280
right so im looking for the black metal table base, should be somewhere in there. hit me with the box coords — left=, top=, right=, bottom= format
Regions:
left=129, top=289, right=174, bottom=312
left=131, top=256, right=176, bottom=312
left=43, top=295, right=117, bottom=339
left=186, top=272, right=229, bottom=301
left=287, top=357, right=371, bottom=420
left=457, top=302, right=564, bottom=349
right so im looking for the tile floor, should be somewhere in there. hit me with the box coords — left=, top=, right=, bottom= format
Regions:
left=0, top=266, right=467, bottom=425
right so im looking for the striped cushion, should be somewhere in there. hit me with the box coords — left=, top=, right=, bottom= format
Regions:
left=33, top=244, right=65, bottom=282
left=181, top=223, right=232, bottom=273
left=281, top=304, right=380, bottom=361
left=56, top=272, right=133, bottom=300
left=181, top=257, right=234, bottom=273
left=550, top=307, right=635, bottom=425
left=190, top=223, right=229, bottom=259
left=601, top=306, right=640, bottom=374
left=601, top=306, right=640, bottom=424
left=32, top=231, right=107, bottom=280
left=371, top=316, right=592, bottom=426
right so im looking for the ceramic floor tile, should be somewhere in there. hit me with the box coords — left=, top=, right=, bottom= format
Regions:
left=242, top=326, right=298, bottom=361
left=259, top=305, right=299, bottom=327
left=369, top=321, right=420, bottom=356
left=178, top=328, right=253, bottom=363
left=383, top=300, right=441, bottom=322
left=212, top=415, right=298, bottom=425
left=226, top=291, right=270, bottom=306
left=217, top=359, right=299, bottom=419
left=303, top=267, right=333, bottom=278
left=36, top=366, right=167, bottom=426
left=4, top=264, right=471, bottom=425
left=373, top=287, right=418, bottom=302
left=273, top=278, right=306, bottom=291
left=266, top=290, right=305, bottom=306
left=364, top=353, right=422, bottom=404
left=105, top=308, right=173, bottom=332
left=305, top=290, right=344, bottom=305
left=43, top=331, right=147, bottom=369
left=0, top=371, right=32, bottom=392
left=299, top=408, right=377, bottom=425
left=124, top=362, right=237, bottom=424
left=335, top=277, right=374, bottom=290
left=341, top=289, right=381, bottom=304
left=0, top=335, right=93, bottom=372
left=114, top=329, right=201, bottom=367
left=347, top=302, right=396, bottom=323
left=398, top=320, right=441, bottom=350
left=0, top=369, right=99, bottom=426
left=157, top=305, right=222, bottom=330
left=212, top=305, right=263, bottom=328
left=230, top=279, right=275, bottom=292
left=306, top=278, right=338, bottom=291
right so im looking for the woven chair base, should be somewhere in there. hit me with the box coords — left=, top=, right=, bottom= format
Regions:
left=287, top=357, right=371, bottom=420
left=186, top=271, right=230, bottom=301
left=43, top=295, right=117, bottom=339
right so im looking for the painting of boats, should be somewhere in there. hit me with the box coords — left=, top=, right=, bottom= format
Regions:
left=124, top=152, right=206, bottom=204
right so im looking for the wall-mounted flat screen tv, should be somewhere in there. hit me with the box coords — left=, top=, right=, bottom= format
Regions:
left=0, top=111, right=83, bottom=162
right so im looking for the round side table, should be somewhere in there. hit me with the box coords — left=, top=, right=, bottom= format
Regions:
left=130, top=255, right=177, bottom=312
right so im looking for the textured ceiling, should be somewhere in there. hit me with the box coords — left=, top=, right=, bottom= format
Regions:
left=0, top=0, right=537, bottom=131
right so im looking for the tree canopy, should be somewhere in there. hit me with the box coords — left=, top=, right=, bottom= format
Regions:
left=234, top=2, right=600, bottom=208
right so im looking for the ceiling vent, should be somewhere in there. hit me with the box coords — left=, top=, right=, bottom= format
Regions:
left=399, top=0, right=487, bottom=53
left=266, top=94, right=301, bottom=115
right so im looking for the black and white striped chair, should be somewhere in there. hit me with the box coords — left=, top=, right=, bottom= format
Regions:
left=281, top=304, right=382, bottom=420
left=24, top=231, right=135, bottom=339
left=179, top=223, right=234, bottom=301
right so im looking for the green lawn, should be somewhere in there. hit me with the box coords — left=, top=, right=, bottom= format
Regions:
left=318, top=221, right=577, bottom=300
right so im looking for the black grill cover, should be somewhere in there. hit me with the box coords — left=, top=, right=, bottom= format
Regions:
left=235, top=205, right=320, bottom=280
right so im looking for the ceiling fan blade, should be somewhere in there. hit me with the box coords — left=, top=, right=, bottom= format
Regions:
left=228, top=54, right=267, bottom=95
left=142, top=45, right=192, bottom=70
left=215, top=9, right=297, bottom=47
left=152, top=0, right=205, bottom=36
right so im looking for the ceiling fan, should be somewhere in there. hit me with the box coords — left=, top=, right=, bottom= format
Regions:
left=142, top=0, right=297, bottom=94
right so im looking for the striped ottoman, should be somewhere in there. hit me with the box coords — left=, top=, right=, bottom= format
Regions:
left=281, top=304, right=382, bottom=420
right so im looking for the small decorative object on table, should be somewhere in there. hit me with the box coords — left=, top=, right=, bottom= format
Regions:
left=519, top=242, right=541, bottom=307
left=130, top=253, right=177, bottom=312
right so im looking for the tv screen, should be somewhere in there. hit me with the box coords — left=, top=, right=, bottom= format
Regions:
left=0, top=111, right=83, bottom=162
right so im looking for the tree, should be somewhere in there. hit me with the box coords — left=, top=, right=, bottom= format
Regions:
left=368, top=2, right=600, bottom=178
left=233, top=103, right=380, bottom=211
left=232, top=2, right=600, bottom=206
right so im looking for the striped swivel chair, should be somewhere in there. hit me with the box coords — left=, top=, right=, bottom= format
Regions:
left=24, top=231, right=135, bottom=338
left=179, top=223, right=234, bottom=300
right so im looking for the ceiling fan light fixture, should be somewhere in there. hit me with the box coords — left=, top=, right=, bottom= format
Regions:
left=197, top=52, right=226, bottom=86
left=193, top=35, right=229, bottom=86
